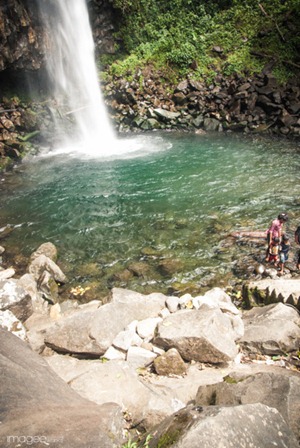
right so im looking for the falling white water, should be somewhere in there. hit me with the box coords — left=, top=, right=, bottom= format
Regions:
left=42, top=0, right=115, bottom=153
left=39, top=0, right=172, bottom=160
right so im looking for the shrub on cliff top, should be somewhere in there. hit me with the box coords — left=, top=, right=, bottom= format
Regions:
left=105, top=0, right=300, bottom=83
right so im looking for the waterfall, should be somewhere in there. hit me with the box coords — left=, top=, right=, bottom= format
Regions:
left=40, top=0, right=115, bottom=153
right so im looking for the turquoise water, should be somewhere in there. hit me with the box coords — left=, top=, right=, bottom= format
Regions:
left=1, top=132, right=299, bottom=298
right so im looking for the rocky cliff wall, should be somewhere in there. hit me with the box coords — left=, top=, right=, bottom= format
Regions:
left=0, top=0, right=116, bottom=74
left=0, top=0, right=44, bottom=72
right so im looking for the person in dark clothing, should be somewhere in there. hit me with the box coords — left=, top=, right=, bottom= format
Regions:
left=278, top=234, right=290, bottom=275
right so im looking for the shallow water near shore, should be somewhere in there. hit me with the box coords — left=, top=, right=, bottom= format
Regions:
left=1, top=132, right=299, bottom=299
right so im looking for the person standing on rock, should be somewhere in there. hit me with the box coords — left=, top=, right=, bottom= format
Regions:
left=266, top=213, right=288, bottom=262
left=294, top=224, right=300, bottom=270
left=266, top=237, right=280, bottom=264
left=278, top=234, right=290, bottom=275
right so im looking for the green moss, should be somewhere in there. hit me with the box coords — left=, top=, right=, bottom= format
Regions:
left=223, top=375, right=239, bottom=384
left=0, top=157, right=14, bottom=171
left=157, top=431, right=181, bottom=448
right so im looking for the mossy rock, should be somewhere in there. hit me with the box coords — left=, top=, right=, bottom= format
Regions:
left=167, top=281, right=202, bottom=296
left=242, top=283, right=266, bottom=308
left=141, top=406, right=195, bottom=448
left=141, top=246, right=161, bottom=257
left=112, top=268, right=133, bottom=282
left=76, top=262, right=102, bottom=277
left=128, top=261, right=152, bottom=278
left=157, top=258, right=183, bottom=277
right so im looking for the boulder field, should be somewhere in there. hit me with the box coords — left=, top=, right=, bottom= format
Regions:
left=0, top=242, right=300, bottom=447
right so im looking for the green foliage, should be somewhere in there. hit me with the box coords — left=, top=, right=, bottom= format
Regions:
left=157, top=431, right=181, bottom=448
left=107, top=0, right=300, bottom=82
left=110, top=54, right=141, bottom=77
left=122, top=434, right=152, bottom=448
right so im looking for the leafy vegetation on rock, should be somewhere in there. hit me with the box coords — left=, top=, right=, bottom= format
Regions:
left=104, top=0, right=300, bottom=83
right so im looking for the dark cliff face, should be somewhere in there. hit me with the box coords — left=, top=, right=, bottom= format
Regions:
left=0, top=0, right=116, bottom=75
left=88, top=0, right=117, bottom=55
left=0, top=0, right=45, bottom=72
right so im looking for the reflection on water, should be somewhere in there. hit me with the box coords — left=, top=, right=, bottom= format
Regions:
left=0, top=132, right=299, bottom=298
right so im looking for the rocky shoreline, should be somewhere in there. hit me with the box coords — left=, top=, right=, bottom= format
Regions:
left=103, top=69, right=300, bottom=140
left=1, top=68, right=300, bottom=172
left=0, top=241, right=300, bottom=447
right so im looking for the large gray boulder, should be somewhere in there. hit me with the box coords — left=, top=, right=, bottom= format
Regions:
left=195, top=364, right=300, bottom=442
left=44, top=288, right=166, bottom=356
left=154, top=308, right=238, bottom=363
left=0, top=328, right=125, bottom=448
left=145, top=402, right=299, bottom=448
left=45, top=288, right=166, bottom=356
left=239, top=302, right=300, bottom=355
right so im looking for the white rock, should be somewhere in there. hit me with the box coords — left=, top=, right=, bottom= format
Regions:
left=192, top=296, right=202, bottom=309
left=112, top=329, right=143, bottom=351
left=102, top=346, right=126, bottom=360
left=0, top=309, right=27, bottom=341
left=159, top=307, right=170, bottom=319
left=126, top=346, right=157, bottom=369
left=136, top=317, right=162, bottom=340
left=166, top=296, right=180, bottom=313
left=228, top=314, right=244, bottom=340
left=50, top=303, right=62, bottom=320
left=152, top=345, right=165, bottom=356
left=178, top=293, right=193, bottom=309
left=204, top=287, right=232, bottom=303
left=0, top=268, right=15, bottom=281
left=126, top=320, right=138, bottom=332
left=198, top=287, right=240, bottom=316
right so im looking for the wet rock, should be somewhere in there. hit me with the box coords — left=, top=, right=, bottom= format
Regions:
left=158, top=258, right=184, bottom=277
left=128, top=261, right=151, bottom=278
left=113, top=268, right=133, bottom=282
left=0, top=225, right=14, bottom=240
